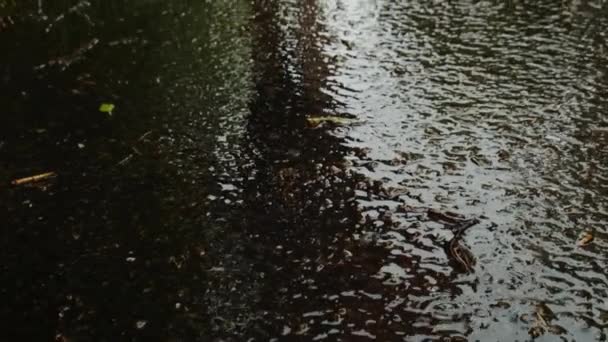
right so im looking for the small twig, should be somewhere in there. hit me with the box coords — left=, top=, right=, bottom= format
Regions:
left=117, top=154, right=133, bottom=166
left=137, top=130, right=153, bottom=141
left=449, top=218, right=480, bottom=238
left=44, top=1, right=92, bottom=33
left=11, top=172, right=57, bottom=186
left=35, top=38, right=99, bottom=71
left=131, top=146, right=142, bottom=156
left=427, top=208, right=465, bottom=224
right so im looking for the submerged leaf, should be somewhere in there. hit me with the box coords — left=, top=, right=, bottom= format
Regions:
left=577, top=231, right=594, bottom=246
left=99, top=103, right=115, bottom=115
left=306, top=115, right=357, bottom=126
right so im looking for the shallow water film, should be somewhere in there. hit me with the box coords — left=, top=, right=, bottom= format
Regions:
left=2, top=0, right=608, bottom=341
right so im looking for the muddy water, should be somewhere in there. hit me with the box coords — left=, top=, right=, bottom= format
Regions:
left=2, top=0, right=608, bottom=341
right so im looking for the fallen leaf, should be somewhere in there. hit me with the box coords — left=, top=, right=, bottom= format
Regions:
left=306, top=115, right=357, bottom=126
left=99, top=103, right=115, bottom=115
left=577, top=231, right=594, bottom=247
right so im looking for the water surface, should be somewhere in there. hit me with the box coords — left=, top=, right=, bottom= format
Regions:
left=2, top=0, right=608, bottom=340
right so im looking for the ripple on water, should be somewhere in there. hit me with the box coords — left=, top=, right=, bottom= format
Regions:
left=304, top=0, right=608, bottom=340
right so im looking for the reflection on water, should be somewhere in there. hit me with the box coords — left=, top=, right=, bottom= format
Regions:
left=2, top=0, right=608, bottom=340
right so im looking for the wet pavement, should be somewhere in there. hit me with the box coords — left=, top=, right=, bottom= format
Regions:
left=2, top=0, right=608, bottom=341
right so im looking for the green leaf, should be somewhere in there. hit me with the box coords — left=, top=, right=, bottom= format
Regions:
left=99, top=103, right=115, bottom=115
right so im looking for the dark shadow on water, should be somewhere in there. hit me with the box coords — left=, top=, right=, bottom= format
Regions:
left=1, top=1, right=255, bottom=340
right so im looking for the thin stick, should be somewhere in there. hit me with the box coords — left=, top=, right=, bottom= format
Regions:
left=11, top=172, right=56, bottom=186
left=138, top=130, right=153, bottom=141
left=117, top=154, right=133, bottom=166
